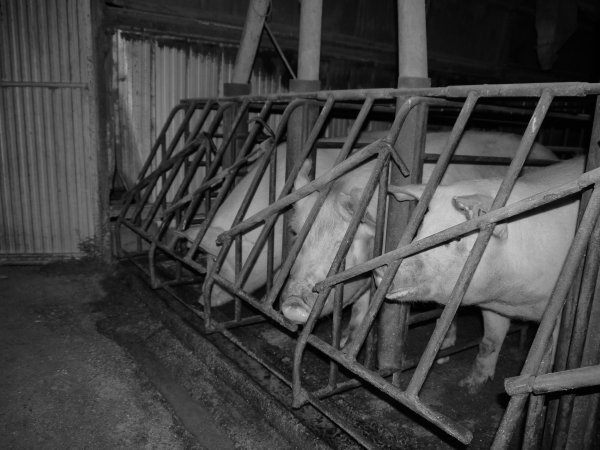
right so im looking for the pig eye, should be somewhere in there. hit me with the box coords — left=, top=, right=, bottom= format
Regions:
left=443, top=237, right=462, bottom=247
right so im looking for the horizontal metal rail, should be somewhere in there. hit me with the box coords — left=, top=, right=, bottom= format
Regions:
left=314, top=165, right=600, bottom=290
left=491, top=184, right=600, bottom=449
left=505, top=364, right=600, bottom=396
left=182, top=81, right=600, bottom=103
left=116, top=81, right=600, bottom=449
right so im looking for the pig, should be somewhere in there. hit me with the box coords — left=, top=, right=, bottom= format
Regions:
left=184, top=140, right=343, bottom=305
left=383, top=156, right=585, bottom=391
left=281, top=130, right=557, bottom=350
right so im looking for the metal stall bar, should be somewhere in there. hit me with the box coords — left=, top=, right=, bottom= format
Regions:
left=505, top=364, right=600, bottom=396
left=146, top=101, right=244, bottom=287
left=304, top=170, right=600, bottom=446
left=262, top=96, right=376, bottom=309
left=117, top=101, right=216, bottom=235
left=492, top=184, right=600, bottom=449
left=202, top=98, right=328, bottom=330
left=235, top=97, right=336, bottom=295
left=315, top=166, right=600, bottom=291
left=289, top=94, right=480, bottom=445
left=405, top=90, right=554, bottom=396
left=141, top=100, right=218, bottom=230
left=342, top=92, right=480, bottom=361
left=184, top=100, right=273, bottom=261
left=126, top=102, right=207, bottom=224
left=305, top=87, right=600, bottom=444
left=543, top=98, right=600, bottom=450
left=179, top=99, right=252, bottom=231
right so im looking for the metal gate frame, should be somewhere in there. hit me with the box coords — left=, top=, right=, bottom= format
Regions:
left=207, top=82, right=600, bottom=446
left=115, top=96, right=271, bottom=293
left=116, top=81, right=600, bottom=447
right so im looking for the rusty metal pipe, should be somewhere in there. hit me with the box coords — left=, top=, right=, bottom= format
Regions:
left=233, top=97, right=335, bottom=291
left=306, top=335, right=473, bottom=444
left=186, top=100, right=273, bottom=257
left=340, top=93, right=479, bottom=360
left=315, top=164, right=600, bottom=291
left=180, top=101, right=243, bottom=229
left=218, top=96, right=444, bottom=242
left=492, top=184, right=600, bottom=449
left=263, top=97, right=375, bottom=307
left=187, top=81, right=600, bottom=104
left=506, top=364, right=600, bottom=396
left=232, top=0, right=270, bottom=84
left=406, top=89, right=554, bottom=397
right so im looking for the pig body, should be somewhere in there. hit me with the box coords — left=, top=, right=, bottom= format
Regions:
left=185, top=142, right=341, bottom=305
left=385, top=156, right=585, bottom=390
left=281, top=131, right=557, bottom=346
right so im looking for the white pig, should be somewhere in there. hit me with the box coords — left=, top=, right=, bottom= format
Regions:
left=184, top=140, right=341, bottom=305
left=383, top=156, right=585, bottom=391
left=281, top=131, right=557, bottom=349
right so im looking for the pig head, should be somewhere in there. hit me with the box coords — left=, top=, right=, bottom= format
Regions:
left=279, top=131, right=558, bottom=347
left=382, top=156, right=583, bottom=391
left=281, top=159, right=376, bottom=343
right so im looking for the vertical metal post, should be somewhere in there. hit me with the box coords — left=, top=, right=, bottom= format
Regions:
left=231, top=0, right=271, bottom=85
left=223, top=0, right=269, bottom=168
left=284, top=0, right=323, bottom=259
left=378, top=0, right=429, bottom=376
left=223, top=84, right=250, bottom=169
left=562, top=94, right=600, bottom=450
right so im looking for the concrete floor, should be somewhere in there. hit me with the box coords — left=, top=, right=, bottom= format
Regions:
left=0, top=261, right=308, bottom=450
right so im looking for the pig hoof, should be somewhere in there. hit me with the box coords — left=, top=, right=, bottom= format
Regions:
left=458, top=374, right=487, bottom=394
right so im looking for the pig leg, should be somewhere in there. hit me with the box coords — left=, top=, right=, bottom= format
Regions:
left=459, top=310, right=510, bottom=393
left=340, top=291, right=370, bottom=348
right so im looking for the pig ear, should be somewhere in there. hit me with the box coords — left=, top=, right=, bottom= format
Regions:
left=388, top=184, right=426, bottom=202
left=337, top=189, right=376, bottom=229
left=294, top=158, right=313, bottom=190
left=452, top=194, right=508, bottom=239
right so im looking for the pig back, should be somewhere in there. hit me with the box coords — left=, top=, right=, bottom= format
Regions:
left=423, top=131, right=558, bottom=183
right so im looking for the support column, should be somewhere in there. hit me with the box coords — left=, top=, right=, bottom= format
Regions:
left=284, top=0, right=323, bottom=258
left=223, top=0, right=270, bottom=167
left=378, top=0, right=430, bottom=377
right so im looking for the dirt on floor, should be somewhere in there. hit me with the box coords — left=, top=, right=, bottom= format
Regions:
left=0, top=260, right=303, bottom=450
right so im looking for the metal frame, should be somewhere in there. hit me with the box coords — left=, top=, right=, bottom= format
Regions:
left=117, top=81, right=600, bottom=447
left=206, top=82, right=600, bottom=446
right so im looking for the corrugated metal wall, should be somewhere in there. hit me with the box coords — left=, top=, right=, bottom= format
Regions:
left=0, top=0, right=100, bottom=261
left=111, top=30, right=287, bottom=187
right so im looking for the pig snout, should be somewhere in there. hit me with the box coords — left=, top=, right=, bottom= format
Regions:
left=373, top=257, right=428, bottom=300
left=281, top=279, right=318, bottom=324
left=280, top=296, right=312, bottom=323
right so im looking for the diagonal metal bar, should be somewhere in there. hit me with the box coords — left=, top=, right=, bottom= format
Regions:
left=233, top=96, right=337, bottom=291
left=185, top=100, right=273, bottom=258
left=492, top=184, right=600, bottom=449
left=342, top=91, right=480, bottom=359
left=406, top=89, right=555, bottom=397
left=290, top=95, right=472, bottom=441
left=177, top=100, right=245, bottom=229
left=263, top=96, right=376, bottom=307
left=314, top=164, right=600, bottom=291
left=216, top=97, right=449, bottom=243
left=201, top=98, right=321, bottom=323
left=117, top=104, right=189, bottom=222
left=306, top=335, right=473, bottom=444
left=129, top=102, right=214, bottom=224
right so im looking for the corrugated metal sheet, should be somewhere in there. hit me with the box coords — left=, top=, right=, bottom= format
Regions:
left=0, top=0, right=100, bottom=260
left=111, top=30, right=288, bottom=187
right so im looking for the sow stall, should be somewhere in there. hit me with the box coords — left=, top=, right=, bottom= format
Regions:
left=116, top=81, right=600, bottom=448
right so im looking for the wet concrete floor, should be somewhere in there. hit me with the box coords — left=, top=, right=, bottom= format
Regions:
left=0, top=261, right=309, bottom=449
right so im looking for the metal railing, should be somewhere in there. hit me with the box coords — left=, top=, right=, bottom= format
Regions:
left=117, top=81, right=600, bottom=447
